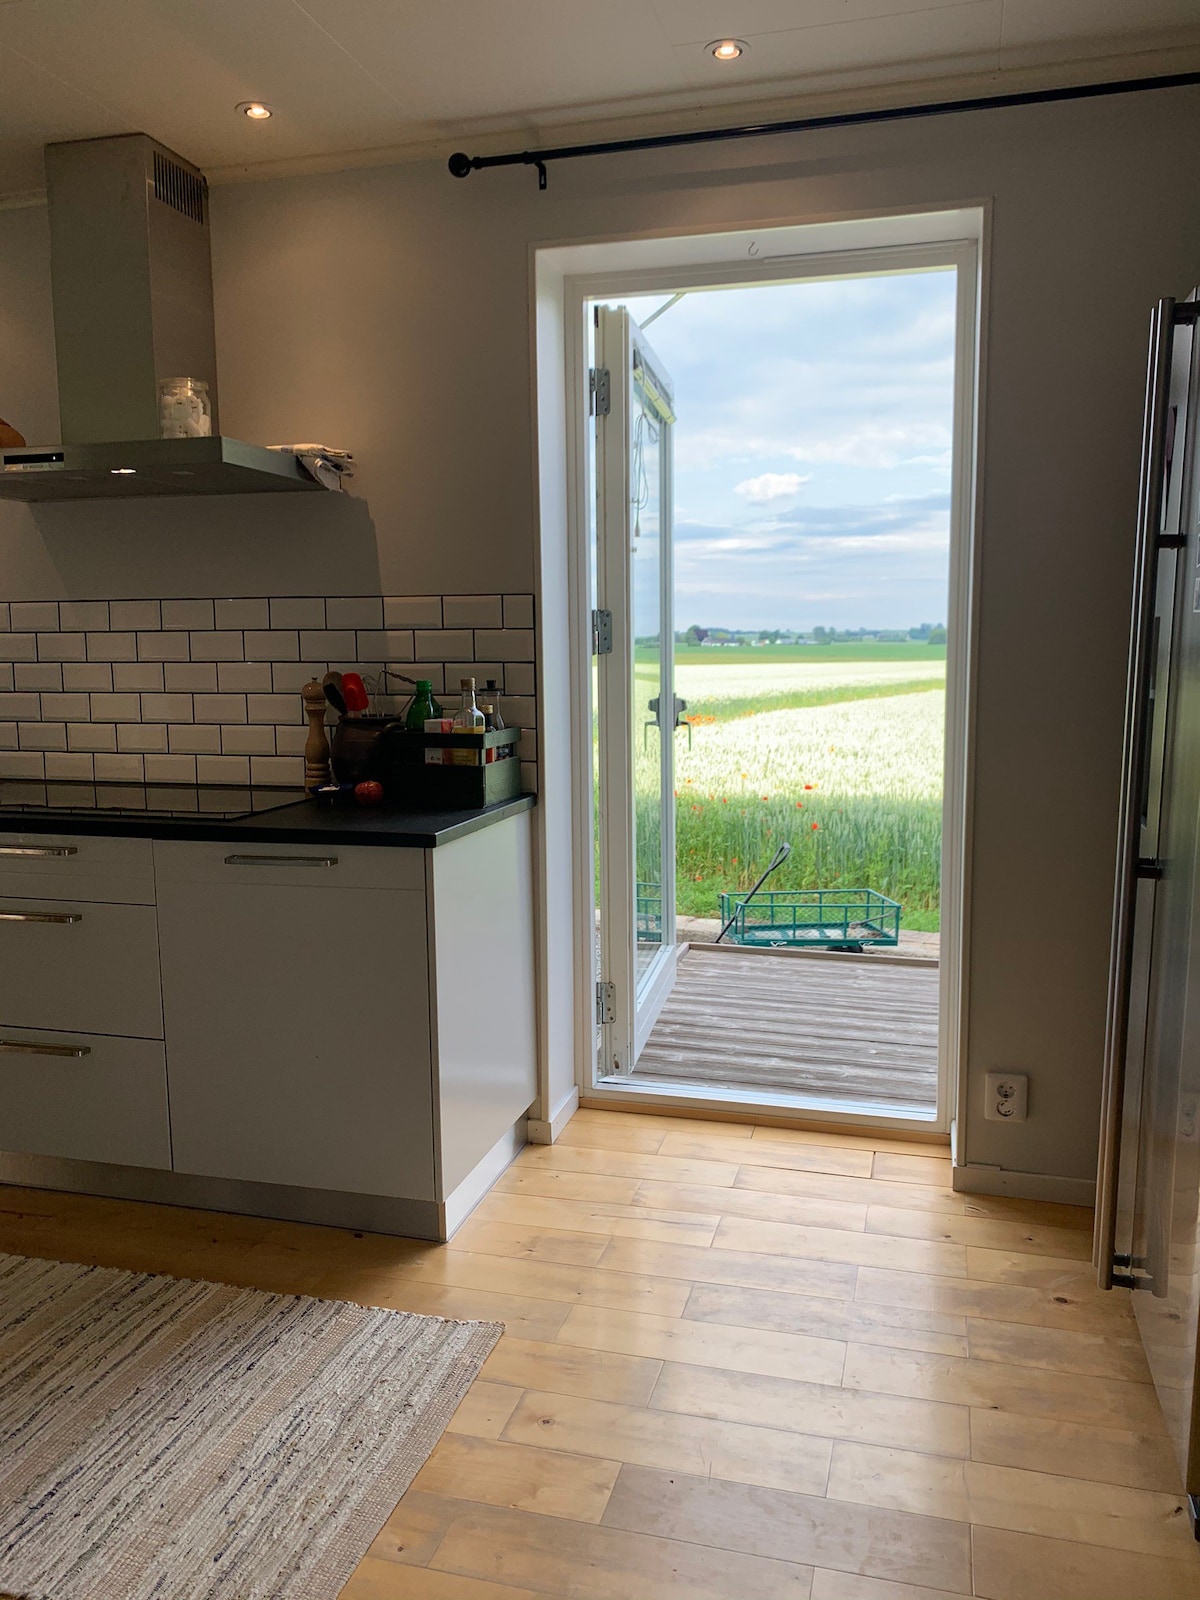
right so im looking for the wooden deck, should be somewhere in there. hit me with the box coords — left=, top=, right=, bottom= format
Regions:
left=633, top=944, right=939, bottom=1112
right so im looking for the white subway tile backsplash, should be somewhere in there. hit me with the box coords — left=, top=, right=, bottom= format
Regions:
left=217, top=662, right=273, bottom=693
left=144, top=754, right=197, bottom=783
left=384, top=596, right=442, bottom=628
left=474, top=629, right=534, bottom=662
left=326, top=597, right=382, bottom=629
left=221, top=725, right=276, bottom=756
left=161, top=599, right=215, bottom=631
left=415, top=629, right=474, bottom=659
left=164, top=662, right=218, bottom=693
left=196, top=755, right=250, bottom=784
left=299, top=630, right=355, bottom=660
left=39, top=693, right=91, bottom=721
left=251, top=756, right=300, bottom=785
left=270, top=598, right=325, bottom=629
left=94, top=753, right=144, bottom=782
left=11, top=602, right=59, bottom=631
left=0, top=753, right=44, bottom=779
left=62, top=663, right=113, bottom=693
left=503, top=594, right=535, bottom=629
left=189, top=631, right=245, bottom=662
left=0, top=594, right=536, bottom=790
left=141, top=693, right=193, bottom=723
left=117, top=723, right=168, bottom=754
left=169, top=725, right=222, bottom=754
left=215, top=598, right=269, bottom=630
left=193, top=694, right=247, bottom=724
left=504, top=663, right=535, bottom=696
left=19, top=722, right=66, bottom=751
left=112, top=663, right=165, bottom=693
left=68, top=724, right=117, bottom=753
left=244, top=630, right=298, bottom=662
left=246, top=694, right=298, bottom=725
left=355, top=630, right=414, bottom=662
left=45, top=751, right=94, bottom=781
left=443, top=595, right=503, bottom=628
left=86, top=632, right=136, bottom=662
left=59, top=602, right=110, bottom=632
left=37, top=633, right=87, bottom=663
left=91, top=693, right=141, bottom=722
left=15, top=664, right=63, bottom=692
left=136, top=632, right=190, bottom=662
left=111, top=600, right=161, bottom=631
left=0, top=694, right=41, bottom=719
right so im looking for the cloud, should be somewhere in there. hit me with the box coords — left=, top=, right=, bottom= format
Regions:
left=733, top=471, right=812, bottom=503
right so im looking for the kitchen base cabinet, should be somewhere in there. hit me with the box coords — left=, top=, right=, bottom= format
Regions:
left=155, top=841, right=436, bottom=1202
left=0, top=811, right=537, bottom=1241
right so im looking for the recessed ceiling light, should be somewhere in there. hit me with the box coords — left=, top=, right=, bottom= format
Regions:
left=237, top=101, right=273, bottom=120
left=707, top=39, right=747, bottom=61
left=111, top=467, right=136, bottom=475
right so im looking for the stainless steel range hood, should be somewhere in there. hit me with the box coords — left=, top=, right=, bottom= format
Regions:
left=0, top=134, right=325, bottom=503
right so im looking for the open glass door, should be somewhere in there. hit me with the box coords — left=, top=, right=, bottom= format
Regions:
left=594, top=305, right=679, bottom=1077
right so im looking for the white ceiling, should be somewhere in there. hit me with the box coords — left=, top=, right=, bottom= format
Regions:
left=0, top=0, right=1197, bottom=198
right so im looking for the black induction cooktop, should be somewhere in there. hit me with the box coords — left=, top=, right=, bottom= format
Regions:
left=0, top=781, right=307, bottom=820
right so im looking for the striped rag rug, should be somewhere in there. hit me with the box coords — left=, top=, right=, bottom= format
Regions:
left=0, top=1251, right=500, bottom=1598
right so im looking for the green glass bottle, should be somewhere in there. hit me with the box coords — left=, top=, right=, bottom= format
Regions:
left=405, top=679, right=442, bottom=729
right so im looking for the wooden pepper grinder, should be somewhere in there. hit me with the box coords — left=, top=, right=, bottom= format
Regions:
left=302, top=679, right=331, bottom=791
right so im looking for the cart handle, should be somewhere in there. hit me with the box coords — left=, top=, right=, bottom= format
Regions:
left=714, top=841, right=792, bottom=945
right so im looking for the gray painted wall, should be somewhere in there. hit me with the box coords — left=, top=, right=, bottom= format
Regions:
left=2, top=85, right=1199, bottom=1184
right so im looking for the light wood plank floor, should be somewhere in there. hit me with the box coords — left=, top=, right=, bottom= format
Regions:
left=634, top=946, right=939, bottom=1112
left=2, top=1108, right=1198, bottom=1600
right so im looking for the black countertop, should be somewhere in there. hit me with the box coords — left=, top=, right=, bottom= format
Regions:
left=0, top=782, right=534, bottom=848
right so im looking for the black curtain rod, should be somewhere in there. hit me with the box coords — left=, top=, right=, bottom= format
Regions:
left=448, top=69, right=1200, bottom=189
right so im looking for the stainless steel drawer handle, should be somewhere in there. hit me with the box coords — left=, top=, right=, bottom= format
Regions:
left=0, top=910, right=83, bottom=924
left=0, top=1039, right=91, bottom=1059
left=223, top=854, right=340, bottom=867
left=0, top=845, right=78, bottom=858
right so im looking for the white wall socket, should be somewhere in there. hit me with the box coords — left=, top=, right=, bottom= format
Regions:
left=984, top=1071, right=1029, bottom=1122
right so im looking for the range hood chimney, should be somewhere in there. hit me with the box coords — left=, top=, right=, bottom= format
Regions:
left=47, top=133, right=221, bottom=444
left=0, top=133, right=325, bottom=500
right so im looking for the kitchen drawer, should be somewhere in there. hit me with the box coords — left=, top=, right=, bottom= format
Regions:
left=152, top=838, right=425, bottom=892
left=0, top=834, right=155, bottom=905
left=0, top=1027, right=170, bottom=1170
left=0, top=898, right=162, bottom=1038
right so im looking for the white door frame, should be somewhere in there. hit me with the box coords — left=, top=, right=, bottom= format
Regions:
left=556, top=222, right=983, bottom=1136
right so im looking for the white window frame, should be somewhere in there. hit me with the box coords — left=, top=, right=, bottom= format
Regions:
left=537, top=208, right=985, bottom=1141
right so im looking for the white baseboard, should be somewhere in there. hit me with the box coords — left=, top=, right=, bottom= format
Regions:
left=526, top=1085, right=579, bottom=1145
left=952, top=1162, right=1095, bottom=1207
left=441, top=1118, right=527, bottom=1238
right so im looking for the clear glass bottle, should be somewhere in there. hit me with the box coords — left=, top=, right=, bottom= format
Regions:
left=483, top=678, right=505, bottom=729
left=158, top=377, right=212, bottom=439
left=453, top=677, right=485, bottom=731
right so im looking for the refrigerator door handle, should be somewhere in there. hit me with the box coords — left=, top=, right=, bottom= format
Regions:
left=1095, top=296, right=1177, bottom=1288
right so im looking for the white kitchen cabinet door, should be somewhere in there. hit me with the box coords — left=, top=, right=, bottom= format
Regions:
left=155, top=844, right=435, bottom=1199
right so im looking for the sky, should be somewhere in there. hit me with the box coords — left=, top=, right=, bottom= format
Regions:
left=616, top=269, right=957, bottom=633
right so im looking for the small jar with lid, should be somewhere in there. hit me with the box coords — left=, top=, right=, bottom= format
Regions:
left=158, top=377, right=212, bottom=439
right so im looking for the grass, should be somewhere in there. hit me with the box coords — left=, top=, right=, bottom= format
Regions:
left=625, top=650, right=945, bottom=931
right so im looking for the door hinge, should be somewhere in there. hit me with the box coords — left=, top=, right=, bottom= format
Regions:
left=595, top=980, right=615, bottom=1025
left=1135, top=857, right=1165, bottom=880
left=590, top=366, right=611, bottom=416
left=592, top=608, right=613, bottom=655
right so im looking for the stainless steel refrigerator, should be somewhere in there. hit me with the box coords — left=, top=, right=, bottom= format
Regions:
left=1098, top=288, right=1200, bottom=1532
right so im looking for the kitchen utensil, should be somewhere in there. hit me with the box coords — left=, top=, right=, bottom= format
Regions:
left=342, top=673, right=369, bottom=715
left=322, top=670, right=347, bottom=716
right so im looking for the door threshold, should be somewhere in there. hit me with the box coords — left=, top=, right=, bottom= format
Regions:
left=584, top=1074, right=946, bottom=1138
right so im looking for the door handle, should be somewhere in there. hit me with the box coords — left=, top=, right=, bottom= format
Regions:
left=223, top=854, right=340, bottom=867
left=0, top=845, right=78, bottom=858
left=0, top=1039, right=91, bottom=1059
left=0, top=910, right=83, bottom=924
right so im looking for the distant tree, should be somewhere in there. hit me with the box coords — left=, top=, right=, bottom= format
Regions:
left=813, top=626, right=830, bottom=644
left=685, top=625, right=707, bottom=646
left=928, top=625, right=947, bottom=644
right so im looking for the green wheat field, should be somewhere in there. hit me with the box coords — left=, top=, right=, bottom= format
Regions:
left=631, top=642, right=945, bottom=931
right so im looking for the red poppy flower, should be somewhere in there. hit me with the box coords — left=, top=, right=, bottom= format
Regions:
left=811, top=822, right=820, bottom=831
